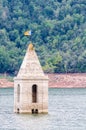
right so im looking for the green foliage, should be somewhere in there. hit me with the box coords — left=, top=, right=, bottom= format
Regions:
left=0, top=0, right=86, bottom=74
left=0, top=47, right=10, bottom=73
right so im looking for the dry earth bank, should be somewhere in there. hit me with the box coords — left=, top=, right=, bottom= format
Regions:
left=0, top=73, right=86, bottom=88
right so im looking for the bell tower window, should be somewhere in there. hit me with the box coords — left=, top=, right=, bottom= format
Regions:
left=17, top=84, right=20, bottom=102
left=32, top=84, right=37, bottom=103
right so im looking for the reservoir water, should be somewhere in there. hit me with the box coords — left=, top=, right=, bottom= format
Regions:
left=0, top=88, right=86, bottom=130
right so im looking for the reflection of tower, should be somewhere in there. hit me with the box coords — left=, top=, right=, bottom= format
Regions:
left=14, top=43, right=48, bottom=114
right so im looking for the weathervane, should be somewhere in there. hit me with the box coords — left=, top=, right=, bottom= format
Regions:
left=24, top=30, right=34, bottom=50
left=24, top=30, right=32, bottom=43
left=24, top=30, right=31, bottom=36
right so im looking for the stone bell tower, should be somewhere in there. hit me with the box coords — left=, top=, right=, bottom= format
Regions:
left=14, top=43, right=48, bottom=114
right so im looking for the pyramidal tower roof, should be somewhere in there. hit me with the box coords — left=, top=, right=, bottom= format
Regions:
left=17, top=43, right=47, bottom=79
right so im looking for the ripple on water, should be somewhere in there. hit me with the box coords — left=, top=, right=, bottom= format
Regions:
left=0, top=88, right=86, bottom=130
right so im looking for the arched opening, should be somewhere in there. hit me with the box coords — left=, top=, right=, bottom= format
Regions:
left=17, top=84, right=20, bottom=102
left=35, top=109, right=38, bottom=114
left=32, top=84, right=37, bottom=103
left=17, top=108, right=20, bottom=113
left=31, top=109, right=38, bottom=114
left=32, top=109, right=34, bottom=114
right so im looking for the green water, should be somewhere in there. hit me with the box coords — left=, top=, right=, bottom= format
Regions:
left=0, top=88, right=86, bottom=130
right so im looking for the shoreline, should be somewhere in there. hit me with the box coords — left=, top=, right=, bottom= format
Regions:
left=48, top=73, right=86, bottom=88
left=0, top=73, right=86, bottom=88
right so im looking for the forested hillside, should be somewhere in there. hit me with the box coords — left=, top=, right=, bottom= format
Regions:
left=0, top=0, right=86, bottom=75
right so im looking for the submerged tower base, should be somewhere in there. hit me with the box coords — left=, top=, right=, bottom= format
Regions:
left=14, top=43, right=48, bottom=114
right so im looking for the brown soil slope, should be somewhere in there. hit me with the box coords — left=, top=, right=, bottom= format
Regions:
left=0, top=73, right=86, bottom=88
left=49, top=73, right=86, bottom=88
left=0, top=79, right=13, bottom=88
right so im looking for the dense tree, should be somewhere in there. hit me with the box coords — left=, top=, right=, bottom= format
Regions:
left=0, top=0, right=86, bottom=74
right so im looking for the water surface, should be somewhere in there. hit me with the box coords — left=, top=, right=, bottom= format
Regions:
left=0, top=88, right=86, bottom=130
